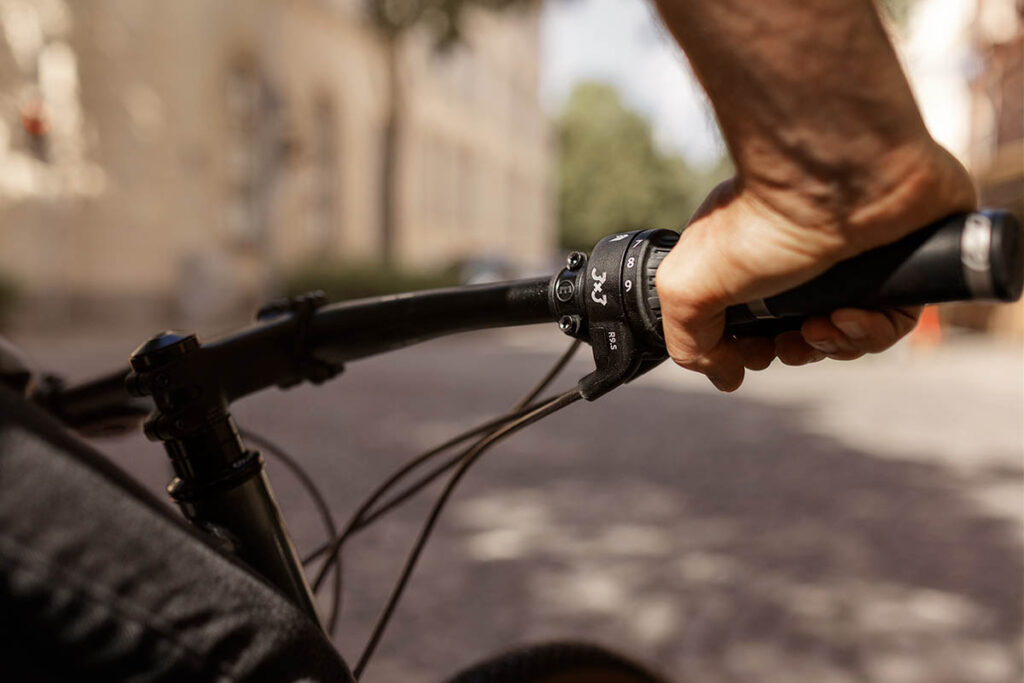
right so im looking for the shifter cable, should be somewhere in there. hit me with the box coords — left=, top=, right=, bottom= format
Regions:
left=309, top=340, right=582, bottom=633
left=352, top=388, right=583, bottom=679
left=215, top=339, right=584, bottom=636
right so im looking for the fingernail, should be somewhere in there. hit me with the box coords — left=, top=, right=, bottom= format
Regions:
left=807, top=339, right=839, bottom=354
left=834, top=319, right=866, bottom=340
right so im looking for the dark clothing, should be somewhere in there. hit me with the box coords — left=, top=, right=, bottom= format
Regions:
left=0, top=384, right=353, bottom=682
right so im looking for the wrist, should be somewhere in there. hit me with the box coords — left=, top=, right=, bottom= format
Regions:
left=736, top=137, right=978, bottom=258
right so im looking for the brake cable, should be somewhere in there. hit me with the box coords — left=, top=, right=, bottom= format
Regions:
left=311, top=339, right=582, bottom=563
left=300, top=404, right=539, bottom=566
left=240, top=391, right=568, bottom=637
left=352, top=388, right=583, bottom=680
left=309, top=340, right=582, bottom=633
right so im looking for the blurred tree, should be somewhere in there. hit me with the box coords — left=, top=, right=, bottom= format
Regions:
left=365, top=0, right=532, bottom=264
left=557, top=82, right=731, bottom=249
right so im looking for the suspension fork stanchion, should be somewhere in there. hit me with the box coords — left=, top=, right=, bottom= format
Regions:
left=126, top=331, right=322, bottom=626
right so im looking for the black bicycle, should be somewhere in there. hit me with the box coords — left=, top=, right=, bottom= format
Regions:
left=9, top=209, right=1022, bottom=682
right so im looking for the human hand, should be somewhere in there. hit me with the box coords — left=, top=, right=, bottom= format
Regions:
left=655, top=143, right=977, bottom=391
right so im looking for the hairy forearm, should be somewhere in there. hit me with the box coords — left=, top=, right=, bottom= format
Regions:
left=650, top=0, right=977, bottom=391
left=652, top=0, right=940, bottom=232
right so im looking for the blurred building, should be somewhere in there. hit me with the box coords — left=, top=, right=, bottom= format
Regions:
left=906, top=0, right=1023, bottom=340
left=0, top=0, right=555, bottom=326
left=966, top=0, right=1024, bottom=338
left=969, top=0, right=1023, bottom=214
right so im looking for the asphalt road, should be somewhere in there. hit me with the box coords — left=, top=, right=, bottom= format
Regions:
left=14, top=325, right=1024, bottom=683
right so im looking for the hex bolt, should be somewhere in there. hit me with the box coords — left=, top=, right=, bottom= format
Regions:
left=566, top=252, right=586, bottom=270
left=558, top=315, right=580, bottom=335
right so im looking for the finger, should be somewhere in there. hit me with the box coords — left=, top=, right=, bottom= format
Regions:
left=664, top=322, right=747, bottom=392
left=735, top=336, right=776, bottom=371
left=668, top=339, right=747, bottom=392
left=888, top=306, right=924, bottom=336
left=658, top=267, right=749, bottom=391
left=704, top=343, right=746, bottom=392
left=801, top=316, right=866, bottom=360
left=828, top=307, right=922, bottom=354
left=774, top=330, right=826, bottom=365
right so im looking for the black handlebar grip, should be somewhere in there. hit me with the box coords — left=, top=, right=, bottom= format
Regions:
left=718, top=210, right=1023, bottom=337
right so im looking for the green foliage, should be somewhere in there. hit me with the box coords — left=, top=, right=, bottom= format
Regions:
left=557, top=82, right=731, bottom=250
left=284, top=261, right=459, bottom=302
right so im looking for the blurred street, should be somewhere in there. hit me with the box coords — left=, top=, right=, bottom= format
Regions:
left=13, top=325, right=1023, bottom=683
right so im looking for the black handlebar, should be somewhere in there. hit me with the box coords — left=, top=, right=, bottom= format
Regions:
left=720, top=211, right=1023, bottom=336
left=626, top=211, right=1023, bottom=339
left=41, top=209, right=1024, bottom=416
left=35, top=281, right=552, bottom=432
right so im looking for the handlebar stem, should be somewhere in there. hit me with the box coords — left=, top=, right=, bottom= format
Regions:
left=115, top=277, right=556, bottom=618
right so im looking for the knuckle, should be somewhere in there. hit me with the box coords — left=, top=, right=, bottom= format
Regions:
left=664, top=336, right=717, bottom=375
left=665, top=345, right=701, bottom=371
left=654, top=265, right=694, bottom=311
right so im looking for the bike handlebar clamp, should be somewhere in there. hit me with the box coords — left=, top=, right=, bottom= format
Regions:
left=256, top=291, right=343, bottom=389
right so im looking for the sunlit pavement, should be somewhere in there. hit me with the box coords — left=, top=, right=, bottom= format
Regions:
left=14, top=325, right=1024, bottom=683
